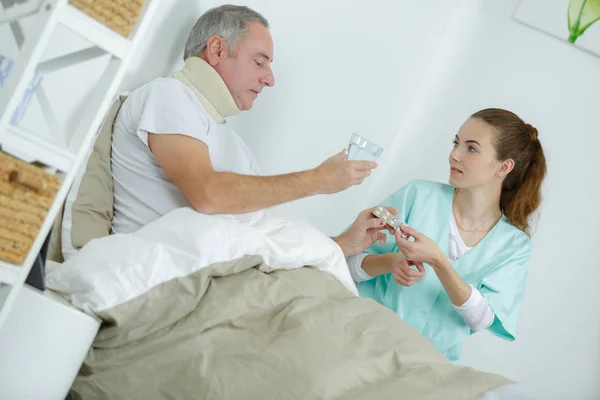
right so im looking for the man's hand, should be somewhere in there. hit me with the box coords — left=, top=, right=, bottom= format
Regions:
left=332, top=206, right=398, bottom=256
left=313, top=150, right=377, bottom=194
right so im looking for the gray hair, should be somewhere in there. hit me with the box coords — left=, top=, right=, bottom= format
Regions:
left=183, top=5, right=269, bottom=60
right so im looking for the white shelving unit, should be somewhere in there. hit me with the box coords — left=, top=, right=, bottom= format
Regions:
left=0, top=0, right=161, bottom=397
left=0, top=261, right=19, bottom=287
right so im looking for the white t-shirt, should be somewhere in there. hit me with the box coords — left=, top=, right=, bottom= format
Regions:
left=448, top=213, right=472, bottom=261
left=111, top=78, right=260, bottom=234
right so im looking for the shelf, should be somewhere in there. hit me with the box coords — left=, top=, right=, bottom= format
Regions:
left=59, top=4, right=132, bottom=59
left=0, top=260, right=21, bottom=286
left=2, top=125, right=75, bottom=171
left=0, top=0, right=163, bottom=333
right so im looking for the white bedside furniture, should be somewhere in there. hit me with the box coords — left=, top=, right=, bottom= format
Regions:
left=0, top=0, right=160, bottom=398
left=0, top=282, right=100, bottom=400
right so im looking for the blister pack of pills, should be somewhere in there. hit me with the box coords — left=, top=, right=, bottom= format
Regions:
left=372, top=206, right=408, bottom=238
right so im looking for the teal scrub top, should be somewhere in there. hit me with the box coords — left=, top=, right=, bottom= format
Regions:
left=357, top=180, right=532, bottom=362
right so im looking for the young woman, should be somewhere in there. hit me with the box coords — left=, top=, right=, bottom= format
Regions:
left=347, top=108, right=547, bottom=362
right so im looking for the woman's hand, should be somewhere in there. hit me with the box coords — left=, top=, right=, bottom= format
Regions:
left=394, top=225, right=446, bottom=267
left=390, top=253, right=426, bottom=287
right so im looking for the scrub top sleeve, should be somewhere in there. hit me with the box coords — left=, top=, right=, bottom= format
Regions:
left=480, top=242, right=533, bottom=341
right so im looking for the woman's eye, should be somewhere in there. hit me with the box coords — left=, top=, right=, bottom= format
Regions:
left=452, top=140, right=459, bottom=148
left=469, top=146, right=477, bottom=153
left=255, top=60, right=263, bottom=67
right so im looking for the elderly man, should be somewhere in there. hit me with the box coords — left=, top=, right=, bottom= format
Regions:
left=110, top=4, right=389, bottom=256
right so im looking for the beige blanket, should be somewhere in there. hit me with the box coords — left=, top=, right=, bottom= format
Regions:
left=69, top=256, right=509, bottom=400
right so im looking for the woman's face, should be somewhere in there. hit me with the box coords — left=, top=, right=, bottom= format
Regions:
left=448, top=118, right=507, bottom=189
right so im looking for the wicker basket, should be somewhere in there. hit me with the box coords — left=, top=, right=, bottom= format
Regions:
left=69, top=0, right=147, bottom=37
left=0, top=152, right=62, bottom=265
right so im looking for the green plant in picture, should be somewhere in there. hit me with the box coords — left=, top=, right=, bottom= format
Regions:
left=568, top=0, right=600, bottom=42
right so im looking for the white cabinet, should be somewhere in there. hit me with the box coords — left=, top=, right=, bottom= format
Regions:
left=0, top=284, right=100, bottom=400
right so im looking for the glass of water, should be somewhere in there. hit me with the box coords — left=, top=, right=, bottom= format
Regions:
left=346, top=133, right=383, bottom=161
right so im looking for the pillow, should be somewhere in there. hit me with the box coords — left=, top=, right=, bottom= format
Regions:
left=48, top=95, right=128, bottom=262
left=47, top=204, right=64, bottom=262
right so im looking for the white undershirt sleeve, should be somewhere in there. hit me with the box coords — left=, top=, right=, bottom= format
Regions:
left=346, top=253, right=372, bottom=283
left=453, top=284, right=495, bottom=332
left=136, top=79, right=211, bottom=148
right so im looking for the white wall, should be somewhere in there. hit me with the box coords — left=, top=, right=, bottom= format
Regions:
left=124, top=0, right=599, bottom=398
left=4, top=0, right=596, bottom=398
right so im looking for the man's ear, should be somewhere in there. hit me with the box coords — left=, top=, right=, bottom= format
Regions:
left=496, top=158, right=514, bottom=178
left=203, top=35, right=226, bottom=66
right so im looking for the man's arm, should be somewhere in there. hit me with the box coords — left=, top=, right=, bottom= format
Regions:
left=148, top=133, right=375, bottom=214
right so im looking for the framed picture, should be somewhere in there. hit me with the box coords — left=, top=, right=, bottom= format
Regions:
left=513, top=0, right=600, bottom=58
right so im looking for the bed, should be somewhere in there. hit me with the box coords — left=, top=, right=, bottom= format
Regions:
left=44, top=97, right=538, bottom=400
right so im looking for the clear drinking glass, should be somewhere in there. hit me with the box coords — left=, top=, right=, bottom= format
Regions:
left=346, top=133, right=384, bottom=161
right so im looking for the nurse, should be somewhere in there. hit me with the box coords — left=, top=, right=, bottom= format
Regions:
left=347, top=108, right=547, bottom=362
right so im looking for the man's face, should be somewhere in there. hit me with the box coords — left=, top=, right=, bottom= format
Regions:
left=205, top=21, right=275, bottom=111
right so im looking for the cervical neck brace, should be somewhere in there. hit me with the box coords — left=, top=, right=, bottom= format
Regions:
left=172, top=56, right=241, bottom=124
